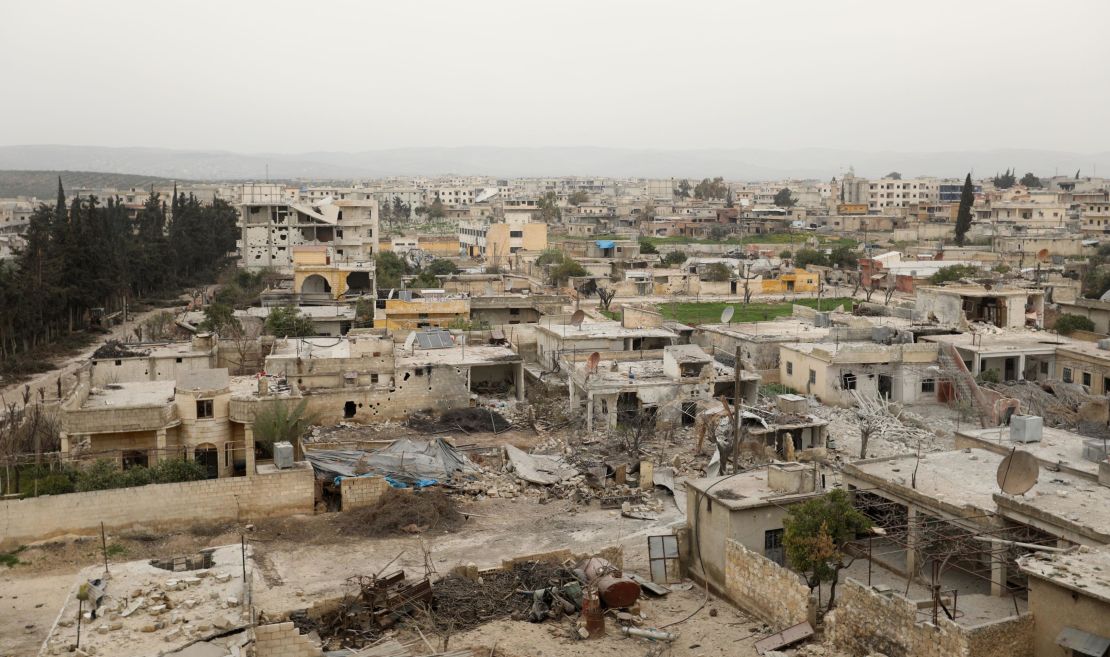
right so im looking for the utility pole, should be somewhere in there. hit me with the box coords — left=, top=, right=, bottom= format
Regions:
left=732, top=345, right=743, bottom=474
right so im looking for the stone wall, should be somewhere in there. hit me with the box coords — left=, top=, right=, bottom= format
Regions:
left=723, top=539, right=813, bottom=628
left=340, top=475, right=391, bottom=510
left=828, top=579, right=1033, bottom=657
left=0, top=464, right=314, bottom=549
left=254, top=621, right=322, bottom=657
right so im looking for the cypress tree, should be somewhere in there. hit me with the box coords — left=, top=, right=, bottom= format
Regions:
left=954, top=173, right=975, bottom=247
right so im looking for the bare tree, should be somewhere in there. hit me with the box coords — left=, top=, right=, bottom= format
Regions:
left=597, top=286, right=616, bottom=312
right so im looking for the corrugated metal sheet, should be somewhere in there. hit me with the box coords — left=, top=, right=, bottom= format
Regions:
left=1057, top=627, right=1110, bottom=656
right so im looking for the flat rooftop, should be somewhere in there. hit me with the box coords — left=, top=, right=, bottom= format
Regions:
left=957, top=426, right=1103, bottom=479
left=239, top=306, right=357, bottom=320
left=847, top=449, right=1006, bottom=515
left=1018, top=547, right=1110, bottom=603
left=919, top=284, right=1041, bottom=298
left=537, top=320, right=676, bottom=340
left=698, top=319, right=830, bottom=341
left=269, top=338, right=351, bottom=359
left=398, top=344, right=520, bottom=367
left=687, top=468, right=820, bottom=511
left=575, top=357, right=744, bottom=387
left=995, top=477, right=1110, bottom=543
left=83, top=381, right=176, bottom=409
left=921, top=331, right=1067, bottom=355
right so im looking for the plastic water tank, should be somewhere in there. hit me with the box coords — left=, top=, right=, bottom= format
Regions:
left=273, top=441, right=294, bottom=469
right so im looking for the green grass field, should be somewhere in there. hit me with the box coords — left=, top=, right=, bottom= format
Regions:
left=655, top=297, right=855, bottom=325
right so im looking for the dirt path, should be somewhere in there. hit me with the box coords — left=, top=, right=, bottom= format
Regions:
left=0, top=304, right=180, bottom=410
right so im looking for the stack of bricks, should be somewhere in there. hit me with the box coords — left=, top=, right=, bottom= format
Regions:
left=253, top=621, right=323, bottom=657
left=340, top=475, right=390, bottom=510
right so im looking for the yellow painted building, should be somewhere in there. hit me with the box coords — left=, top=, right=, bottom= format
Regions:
left=380, top=235, right=459, bottom=257
left=761, top=269, right=819, bottom=294
left=292, top=246, right=374, bottom=299
left=382, top=297, right=470, bottom=332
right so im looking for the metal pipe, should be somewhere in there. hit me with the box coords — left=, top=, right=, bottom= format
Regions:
left=620, top=626, right=676, bottom=642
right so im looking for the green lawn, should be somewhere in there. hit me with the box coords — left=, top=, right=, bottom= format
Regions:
left=656, top=297, right=855, bottom=326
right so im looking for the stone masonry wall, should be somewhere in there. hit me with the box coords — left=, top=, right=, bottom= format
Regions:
left=340, top=475, right=391, bottom=510
left=724, top=539, right=813, bottom=628
left=254, top=621, right=322, bottom=657
left=828, top=579, right=1033, bottom=657
left=0, top=464, right=314, bottom=549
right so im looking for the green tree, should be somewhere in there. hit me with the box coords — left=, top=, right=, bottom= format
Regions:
left=264, top=306, right=315, bottom=337
left=662, top=250, right=687, bottom=266
left=774, top=188, right=796, bottom=207
left=793, top=248, right=828, bottom=268
left=548, top=258, right=587, bottom=286
left=199, top=302, right=240, bottom=334
left=674, top=179, right=692, bottom=199
left=1019, top=172, right=1042, bottom=188
left=701, top=262, right=731, bottom=282
left=568, top=191, right=589, bottom=206
left=537, top=192, right=561, bottom=222
left=639, top=239, right=659, bottom=254
left=828, top=245, right=858, bottom=269
left=885, top=171, right=902, bottom=180
left=535, top=249, right=566, bottom=266
left=252, top=399, right=317, bottom=457
left=694, top=177, right=727, bottom=200
left=1054, top=314, right=1095, bottom=335
left=783, top=489, right=872, bottom=609
left=954, top=173, right=975, bottom=247
left=929, top=264, right=980, bottom=284
left=780, top=250, right=792, bottom=259
left=375, top=251, right=409, bottom=289
left=993, top=169, right=1017, bottom=189
left=411, top=259, right=458, bottom=288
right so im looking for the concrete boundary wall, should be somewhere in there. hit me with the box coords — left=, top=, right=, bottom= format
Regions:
left=828, top=579, right=1033, bottom=657
left=724, top=539, right=814, bottom=628
left=0, top=464, right=314, bottom=549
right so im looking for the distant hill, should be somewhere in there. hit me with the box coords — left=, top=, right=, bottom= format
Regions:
left=0, top=170, right=185, bottom=199
left=2, top=144, right=1109, bottom=182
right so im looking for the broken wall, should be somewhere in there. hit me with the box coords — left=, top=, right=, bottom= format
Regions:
left=340, top=475, right=391, bottom=510
left=0, top=465, right=314, bottom=550
left=254, top=621, right=322, bottom=657
left=723, top=539, right=814, bottom=629
left=827, top=579, right=1032, bottom=657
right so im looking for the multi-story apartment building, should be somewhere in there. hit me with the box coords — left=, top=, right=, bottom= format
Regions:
left=938, top=180, right=982, bottom=203
left=867, top=178, right=939, bottom=211
left=458, top=214, right=547, bottom=261
left=237, top=184, right=379, bottom=273
left=1080, top=202, right=1110, bottom=236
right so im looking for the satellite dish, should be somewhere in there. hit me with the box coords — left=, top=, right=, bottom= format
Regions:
left=504, top=279, right=514, bottom=291
left=570, top=310, right=585, bottom=327
left=721, top=306, right=735, bottom=324
left=1037, top=248, right=1050, bottom=262
left=586, top=351, right=601, bottom=373
left=996, top=450, right=1039, bottom=495
left=387, top=288, right=396, bottom=300
left=403, top=332, right=417, bottom=352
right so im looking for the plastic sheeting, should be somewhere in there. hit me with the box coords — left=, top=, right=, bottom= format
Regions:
left=306, top=437, right=481, bottom=485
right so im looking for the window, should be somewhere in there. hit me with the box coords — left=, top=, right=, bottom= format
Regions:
left=509, top=308, right=520, bottom=316
left=509, top=230, right=523, bottom=238
left=1063, top=367, right=1073, bottom=383
left=1083, top=371, right=1092, bottom=387
left=371, top=373, right=379, bottom=384
left=786, top=361, right=793, bottom=375
left=196, top=399, right=214, bottom=419
left=921, top=378, right=936, bottom=393
left=841, top=372, right=857, bottom=390
left=808, top=369, right=816, bottom=385
left=764, top=529, right=785, bottom=565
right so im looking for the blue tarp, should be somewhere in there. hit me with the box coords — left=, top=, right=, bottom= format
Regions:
left=595, top=240, right=616, bottom=249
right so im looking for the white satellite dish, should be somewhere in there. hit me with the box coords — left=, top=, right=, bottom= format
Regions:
left=403, top=332, right=417, bottom=353
left=721, top=306, right=735, bottom=324
left=504, top=279, right=514, bottom=291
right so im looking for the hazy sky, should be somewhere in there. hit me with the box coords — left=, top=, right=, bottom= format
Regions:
left=2, top=0, right=1108, bottom=154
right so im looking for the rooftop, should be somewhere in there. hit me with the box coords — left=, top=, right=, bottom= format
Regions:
left=176, top=368, right=230, bottom=393
left=919, top=284, right=1042, bottom=298
left=1018, top=547, right=1110, bottom=603
left=82, top=381, right=176, bottom=409
left=269, top=337, right=352, bottom=360
left=698, top=318, right=831, bottom=342
left=397, top=344, right=521, bottom=367
left=921, top=330, right=1066, bottom=355
left=537, top=320, right=676, bottom=340
left=686, top=467, right=821, bottom=511
left=957, top=426, right=1104, bottom=480
left=846, top=449, right=1005, bottom=516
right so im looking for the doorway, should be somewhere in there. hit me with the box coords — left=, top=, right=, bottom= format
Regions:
left=194, top=445, right=219, bottom=479
left=878, top=374, right=892, bottom=400
left=344, top=401, right=357, bottom=418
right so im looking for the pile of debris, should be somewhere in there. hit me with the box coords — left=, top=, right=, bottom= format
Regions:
left=92, top=340, right=149, bottom=360
left=983, top=380, right=1105, bottom=433
left=407, top=408, right=512, bottom=434
left=291, top=571, right=432, bottom=651
left=336, top=489, right=463, bottom=536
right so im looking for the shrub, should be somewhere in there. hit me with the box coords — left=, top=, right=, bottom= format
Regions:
left=794, top=249, right=828, bottom=268
left=25, top=472, right=76, bottom=497
left=639, top=240, right=658, bottom=254
left=150, top=458, right=208, bottom=484
left=75, top=459, right=128, bottom=492
left=780, top=250, right=792, bottom=259
left=929, top=264, right=980, bottom=284
left=662, top=251, right=687, bottom=266
left=1054, top=314, right=1095, bottom=336
left=702, top=262, right=732, bottom=282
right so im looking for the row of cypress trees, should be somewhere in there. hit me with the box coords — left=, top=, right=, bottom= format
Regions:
left=0, top=179, right=237, bottom=360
